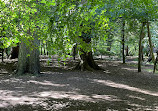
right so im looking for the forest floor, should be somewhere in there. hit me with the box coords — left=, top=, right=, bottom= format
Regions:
left=0, top=56, right=158, bottom=111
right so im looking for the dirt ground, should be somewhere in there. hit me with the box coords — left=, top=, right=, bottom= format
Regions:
left=0, top=56, right=158, bottom=111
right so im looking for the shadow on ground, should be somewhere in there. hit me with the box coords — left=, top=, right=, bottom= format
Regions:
left=0, top=57, right=158, bottom=110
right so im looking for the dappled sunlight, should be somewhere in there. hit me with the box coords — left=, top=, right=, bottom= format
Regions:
left=0, top=74, right=5, bottom=76
left=103, top=70, right=111, bottom=74
left=128, top=95, right=145, bottom=101
left=31, top=90, right=124, bottom=104
left=98, top=64, right=104, bottom=67
left=92, top=79, right=158, bottom=97
left=127, top=61, right=138, bottom=64
left=0, top=89, right=123, bottom=109
left=0, top=77, right=125, bottom=109
left=41, top=71, right=63, bottom=75
left=129, top=103, right=143, bottom=108
left=122, top=67, right=137, bottom=71
left=27, top=80, right=69, bottom=87
left=67, top=77, right=85, bottom=81
left=91, top=94, right=121, bottom=102
left=0, top=69, right=8, bottom=75
left=34, top=91, right=93, bottom=102
left=0, top=76, right=158, bottom=110
left=0, top=78, right=25, bottom=84
left=0, top=66, right=158, bottom=110
left=0, top=90, right=39, bottom=108
left=39, top=101, right=69, bottom=111
left=33, top=91, right=123, bottom=102
left=112, top=64, right=119, bottom=67
left=129, top=103, right=158, bottom=111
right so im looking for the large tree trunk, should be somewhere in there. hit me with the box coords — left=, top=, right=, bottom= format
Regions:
left=16, top=37, right=40, bottom=75
left=10, top=45, right=19, bottom=59
left=75, top=50, right=102, bottom=71
left=138, top=22, right=146, bottom=72
left=75, top=38, right=102, bottom=71
left=15, top=0, right=40, bottom=75
left=147, top=21, right=155, bottom=63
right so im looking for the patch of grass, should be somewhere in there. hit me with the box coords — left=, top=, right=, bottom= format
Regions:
left=127, top=63, right=158, bottom=74
left=132, top=58, right=138, bottom=61
left=146, top=62, right=154, bottom=65
left=127, top=63, right=137, bottom=67
left=144, top=68, right=153, bottom=73
left=144, top=68, right=158, bottom=74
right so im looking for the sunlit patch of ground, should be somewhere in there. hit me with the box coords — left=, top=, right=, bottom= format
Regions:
left=0, top=56, right=158, bottom=110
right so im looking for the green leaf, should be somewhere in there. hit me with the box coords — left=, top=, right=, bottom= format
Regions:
left=41, top=0, right=46, bottom=4
left=27, top=54, right=30, bottom=57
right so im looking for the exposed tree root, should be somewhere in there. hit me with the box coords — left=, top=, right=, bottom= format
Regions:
left=74, top=51, right=104, bottom=71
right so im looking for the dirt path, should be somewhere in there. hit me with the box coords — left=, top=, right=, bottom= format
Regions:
left=0, top=59, right=158, bottom=111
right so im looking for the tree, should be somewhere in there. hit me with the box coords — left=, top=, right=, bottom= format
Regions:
left=8, top=0, right=45, bottom=75
left=138, top=22, right=146, bottom=72
left=75, top=23, right=102, bottom=71
left=122, top=20, right=125, bottom=63
left=1, top=0, right=158, bottom=74
left=17, top=37, right=40, bottom=75
left=47, top=0, right=108, bottom=71
left=126, top=0, right=158, bottom=72
left=147, top=22, right=155, bottom=63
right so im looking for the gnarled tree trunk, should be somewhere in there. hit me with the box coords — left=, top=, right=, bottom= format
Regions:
left=75, top=50, right=102, bottom=71
left=75, top=37, right=102, bottom=71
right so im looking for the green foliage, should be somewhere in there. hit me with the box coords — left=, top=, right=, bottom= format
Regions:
left=0, top=0, right=158, bottom=60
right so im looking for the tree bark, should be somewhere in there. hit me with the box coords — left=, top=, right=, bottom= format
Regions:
left=40, top=41, right=43, bottom=55
left=141, top=46, right=144, bottom=61
left=10, top=45, right=19, bottom=59
left=46, top=42, right=49, bottom=55
left=72, top=43, right=77, bottom=60
left=147, top=21, right=155, bottom=63
left=44, top=44, right=46, bottom=55
left=15, top=0, right=40, bottom=75
left=16, top=37, right=40, bottom=75
left=126, top=45, right=129, bottom=56
left=153, top=53, right=158, bottom=73
left=106, top=35, right=112, bottom=52
left=0, top=48, right=4, bottom=62
left=2, top=49, right=4, bottom=62
left=75, top=50, right=102, bottom=71
left=0, top=26, right=5, bottom=62
left=138, top=22, right=146, bottom=72
left=75, top=38, right=102, bottom=71
left=122, top=20, right=125, bottom=63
